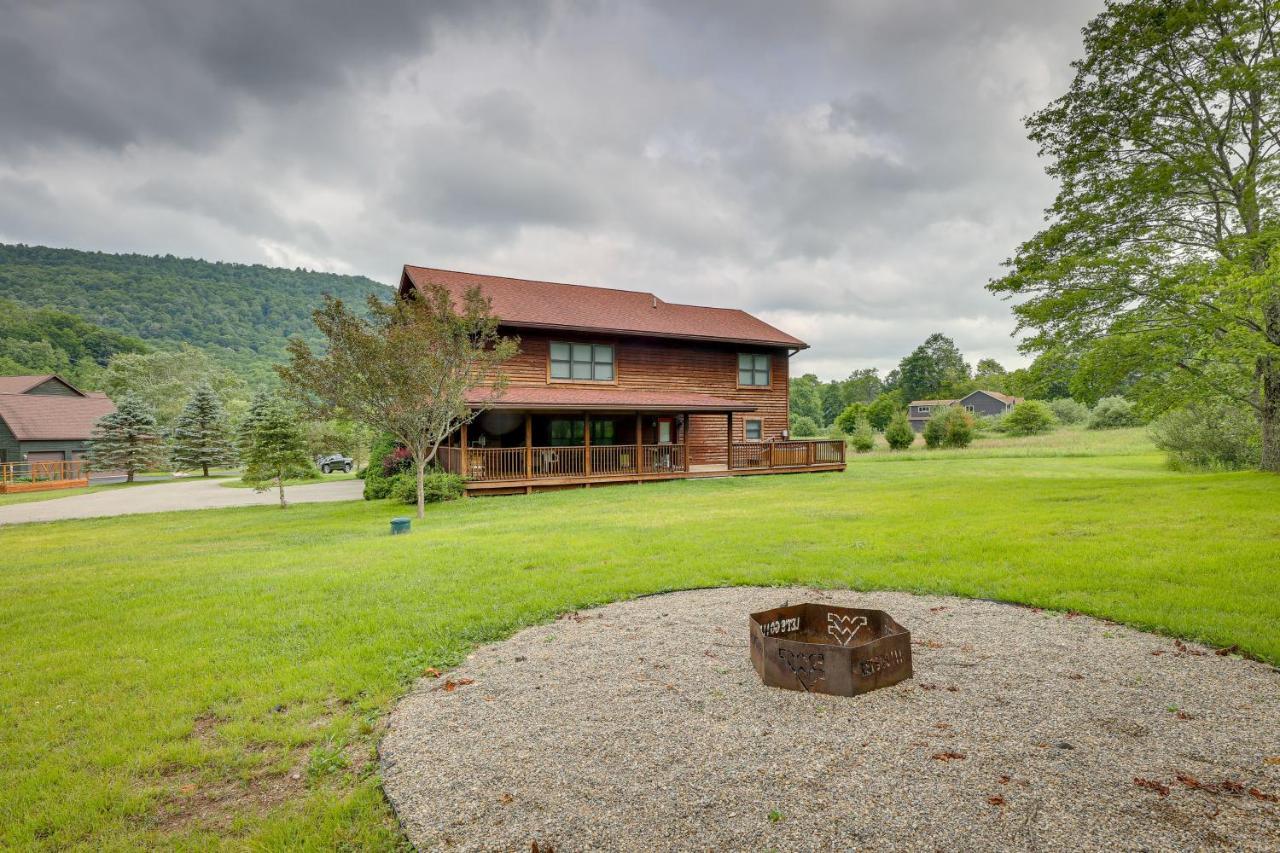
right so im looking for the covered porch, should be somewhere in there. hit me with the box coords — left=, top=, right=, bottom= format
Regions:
left=438, top=387, right=845, bottom=495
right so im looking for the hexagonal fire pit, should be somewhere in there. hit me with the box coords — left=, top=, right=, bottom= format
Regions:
left=749, top=603, right=912, bottom=696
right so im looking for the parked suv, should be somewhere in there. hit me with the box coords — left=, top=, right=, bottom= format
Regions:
left=316, top=453, right=354, bottom=474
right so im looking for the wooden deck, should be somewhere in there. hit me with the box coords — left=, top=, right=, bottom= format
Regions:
left=0, top=460, right=89, bottom=494
left=441, top=440, right=846, bottom=495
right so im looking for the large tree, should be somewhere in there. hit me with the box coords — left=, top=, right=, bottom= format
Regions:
left=169, top=383, right=237, bottom=477
left=85, top=396, right=166, bottom=482
left=895, top=333, right=971, bottom=402
left=278, top=285, right=518, bottom=518
left=990, top=0, right=1280, bottom=470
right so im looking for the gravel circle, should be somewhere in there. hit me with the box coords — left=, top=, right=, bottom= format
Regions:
left=381, top=588, right=1280, bottom=851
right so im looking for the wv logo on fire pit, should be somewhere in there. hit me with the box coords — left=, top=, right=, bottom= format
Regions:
left=826, top=612, right=869, bottom=646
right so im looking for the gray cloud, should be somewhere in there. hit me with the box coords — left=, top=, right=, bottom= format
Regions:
left=0, top=0, right=1104, bottom=378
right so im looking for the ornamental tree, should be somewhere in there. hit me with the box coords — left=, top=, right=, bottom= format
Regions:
left=277, top=285, right=518, bottom=519
left=989, top=0, right=1280, bottom=471
left=85, top=395, right=165, bottom=482
left=169, top=383, right=237, bottom=476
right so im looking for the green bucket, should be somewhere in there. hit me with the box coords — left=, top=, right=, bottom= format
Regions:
left=390, top=517, right=411, bottom=535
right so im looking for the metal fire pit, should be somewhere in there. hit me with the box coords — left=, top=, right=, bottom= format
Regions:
left=749, top=603, right=912, bottom=696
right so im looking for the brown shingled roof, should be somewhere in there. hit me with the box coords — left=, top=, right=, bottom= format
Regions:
left=399, top=266, right=806, bottom=350
left=0, top=392, right=116, bottom=440
left=464, top=385, right=756, bottom=412
left=0, top=374, right=83, bottom=395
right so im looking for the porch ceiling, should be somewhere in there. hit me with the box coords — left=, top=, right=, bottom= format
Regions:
left=465, top=386, right=756, bottom=413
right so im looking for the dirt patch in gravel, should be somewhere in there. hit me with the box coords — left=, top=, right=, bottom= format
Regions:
left=381, top=588, right=1280, bottom=851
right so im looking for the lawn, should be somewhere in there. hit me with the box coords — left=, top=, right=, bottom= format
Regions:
left=2, top=427, right=1277, bottom=848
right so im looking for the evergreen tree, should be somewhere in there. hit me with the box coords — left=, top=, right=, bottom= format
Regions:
left=169, top=384, right=237, bottom=476
left=237, top=394, right=313, bottom=508
left=84, top=395, right=166, bottom=482
left=884, top=413, right=915, bottom=451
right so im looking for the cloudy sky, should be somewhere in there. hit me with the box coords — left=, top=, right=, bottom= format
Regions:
left=1, top=0, right=1102, bottom=379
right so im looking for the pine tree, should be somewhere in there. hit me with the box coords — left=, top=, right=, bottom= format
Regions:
left=169, top=384, right=236, bottom=476
left=238, top=394, right=313, bottom=507
left=85, top=395, right=166, bottom=482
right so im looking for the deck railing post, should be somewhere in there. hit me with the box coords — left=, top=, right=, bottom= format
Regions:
left=460, top=421, right=469, bottom=477
left=807, top=441, right=814, bottom=466
left=583, top=412, right=592, bottom=476
left=635, top=413, right=642, bottom=473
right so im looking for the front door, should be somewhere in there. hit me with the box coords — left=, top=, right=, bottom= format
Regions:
left=656, top=418, right=674, bottom=445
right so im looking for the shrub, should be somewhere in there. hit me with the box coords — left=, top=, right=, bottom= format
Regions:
left=388, top=468, right=466, bottom=505
left=1048, top=398, right=1089, bottom=425
left=1150, top=401, right=1260, bottom=471
left=867, top=392, right=901, bottom=431
left=974, top=413, right=1006, bottom=433
left=834, top=403, right=870, bottom=434
left=789, top=414, right=820, bottom=437
left=1002, top=400, right=1058, bottom=436
left=847, top=417, right=875, bottom=453
left=924, top=405, right=974, bottom=449
left=363, top=432, right=401, bottom=500
left=884, top=413, right=915, bottom=450
left=1088, top=396, right=1141, bottom=429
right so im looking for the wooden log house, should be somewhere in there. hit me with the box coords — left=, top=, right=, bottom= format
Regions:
left=398, top=266, right=846, bottom=495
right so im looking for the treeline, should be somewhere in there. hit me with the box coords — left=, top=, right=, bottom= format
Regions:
left=0, top=243, right=389, bottom=386
left=788, top=332, right=1081, bottom=435
left=0, top=298, right=150, bottom=389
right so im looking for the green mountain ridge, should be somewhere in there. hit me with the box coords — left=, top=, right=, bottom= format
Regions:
left=0, top=243, right=391, bottom=384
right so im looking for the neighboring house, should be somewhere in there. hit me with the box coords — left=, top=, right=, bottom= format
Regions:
left=906, top=390, right=1023, bottom=432
left=0, top=375, right=116, bottom=465
left=397, top=266, right=846, bottom=494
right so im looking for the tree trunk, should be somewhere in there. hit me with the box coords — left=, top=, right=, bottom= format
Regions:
left=1262, top=356, right=1280, bottom=473
left=202, top=463, right=210, bottom=477
left=277, top=472, right=287, bottom=508
left=126, top=467, right=134, bottom=483
left=415, top=459, right=426, bottom=520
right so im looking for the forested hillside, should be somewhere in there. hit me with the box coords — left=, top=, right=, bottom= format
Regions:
left=0, top=244, right=390, bottom=384
left=0, top=298, right=150, bottom=389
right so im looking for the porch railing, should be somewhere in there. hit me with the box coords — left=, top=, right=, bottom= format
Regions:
left=1, top=460, right=87, bottom=485
left=729, top=439, right=845, bottom=471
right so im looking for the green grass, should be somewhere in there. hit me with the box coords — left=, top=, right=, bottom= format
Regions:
left=1, top=427, right=1278, bottom=848
left=219, top=471, right=358, bottom=489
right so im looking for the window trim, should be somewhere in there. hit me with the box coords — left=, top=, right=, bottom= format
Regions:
left=744, top=417, right=764, bottom=442
left=736, top=352, right=772, bottom=389
left=546, top=339, right=618, bottom=385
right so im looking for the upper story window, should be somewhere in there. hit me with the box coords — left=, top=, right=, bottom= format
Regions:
left=550, top=342, right=614, bottom=381
left=738, top=353, right=770, bottom=387
left=915, top=406, right=931, bottom=415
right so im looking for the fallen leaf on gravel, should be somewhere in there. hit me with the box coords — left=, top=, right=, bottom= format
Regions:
left=442, top=681, right=457, bottom=691
left=500, top=793, right=513, bottom=804
left=1151, top=650, right=1165, bottom=656
left=1134, top=777, right=1170, bottom=797
left=998, top=775, right=1011, bottom=784
left=929, top=606, right=948, bottom=613
left=932, top=751, right=966, bottom=762
left=1173, top=640, right=1207, bottom=657
left=423, top=667, right=441, bottom=678
left=1066, top=673, right=1085, bottom=680
left=934, top=723, right=951, bottom=730
left=1176, top=711, right=1194, bottom=720
left=1249, top=788, right=1280, bottom=803
left=946, top=685, right=959, bottom=692
left=458, top=678, right=474, bottom=686
left=1215, top=645, right=1240, bottom=656
left=988, top=795, right=1006, bottom=806
left=1265, top=756, right=1280, bottom=766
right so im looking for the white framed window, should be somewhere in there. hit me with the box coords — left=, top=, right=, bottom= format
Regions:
left=738, top=353, right=770, bottom=387
left=915, top=406, right=931, bottom=415
left=550, top=342, right=614, bottom=381
left=744, top=418, right=763, bottom=441
left=964, top=405, right=975, bottom=413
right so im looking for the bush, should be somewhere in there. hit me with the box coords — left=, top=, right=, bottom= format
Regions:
left=867, top=393, right=901, bottom=431
left=834, top=403, right=870, bottom=434
left=923, top=405, right=974, bottom=449
left=1002, top=400, right=1058, bottom=436
left=1048, top=398, right=1089, bottom=425
left=1150, top=401, right=1260, bottom=471
left=387, top=468, right=466, bottom=505
left=847, top=417, right=875, bottom=453
left=884, top=413, right=915, bottom=450
left=974, top=413, right=1006, bottom=433
left=789, top=414, right=820, bottom=437
left=363, top=432, right=401, bottom=500
left=1088, top=396, right=1141, bottom=429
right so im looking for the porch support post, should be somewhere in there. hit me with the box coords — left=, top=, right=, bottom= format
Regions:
left=524, top=412, right=532, bottom=479
left=683, top=413, right=690, bottom=471
left=726, top=412, right=733, bottom=469
left=634, top=413, right=642, bottom=473
left=460, top=419, right=470, bottom=476
left=583, top=412, right=592, bottom=476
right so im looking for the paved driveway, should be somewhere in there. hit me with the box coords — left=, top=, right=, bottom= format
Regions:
left=0, top=478, right=365, bottom=526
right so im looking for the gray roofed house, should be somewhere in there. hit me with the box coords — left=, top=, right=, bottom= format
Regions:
left=906, top=390, right=1023, bottom=432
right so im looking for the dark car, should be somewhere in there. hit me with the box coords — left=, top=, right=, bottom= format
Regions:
left=316, top=453, right=354, bottom=474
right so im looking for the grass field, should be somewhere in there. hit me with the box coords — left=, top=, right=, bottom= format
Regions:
left=2, top=427, right=1277, bottom=848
